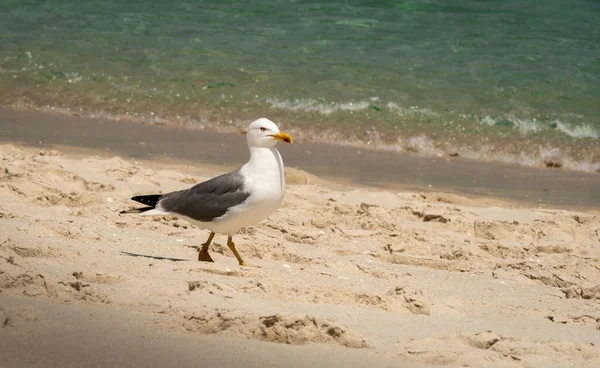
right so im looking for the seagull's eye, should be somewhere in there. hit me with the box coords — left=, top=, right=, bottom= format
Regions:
left=260, top=127, right=267, bottom=132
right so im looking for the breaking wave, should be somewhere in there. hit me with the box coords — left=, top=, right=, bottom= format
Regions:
left=265, top=98, right=372, bottom=115
left=481, top=115, right=599, bottom=139
left=555, top=120, right=599, bottom=139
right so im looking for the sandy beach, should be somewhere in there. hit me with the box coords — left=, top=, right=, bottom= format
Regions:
left=1, top=126, right=599, bottom=368
left=2, top=0, right=599, bottom=365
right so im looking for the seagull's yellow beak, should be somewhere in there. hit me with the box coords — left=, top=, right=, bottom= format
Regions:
left=272, top=131, right=293, bottom=143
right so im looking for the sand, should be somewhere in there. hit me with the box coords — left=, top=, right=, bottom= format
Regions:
left=1, top=142, right=599, bottom=368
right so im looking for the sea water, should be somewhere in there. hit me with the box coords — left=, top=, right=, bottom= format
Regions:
left=1, top=0, right=598, bottom=172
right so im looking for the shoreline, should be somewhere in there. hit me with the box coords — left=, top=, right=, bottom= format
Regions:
left=1, top=108, right=599, bottom=210
left=3, top=93, right=600, bottom=176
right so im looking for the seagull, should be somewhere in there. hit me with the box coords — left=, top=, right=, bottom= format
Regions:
left=120, top=118, right=292, bottom=266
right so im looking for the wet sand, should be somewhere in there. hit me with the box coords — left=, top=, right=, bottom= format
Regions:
left=1, top=108, right=599, bottom=209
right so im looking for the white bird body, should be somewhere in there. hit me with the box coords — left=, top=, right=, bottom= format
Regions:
left=122, top=118, right=292, bottom=266
left=176, top=146, right=286, bottom=235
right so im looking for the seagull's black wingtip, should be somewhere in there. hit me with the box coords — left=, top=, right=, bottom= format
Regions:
left=131, top=194, right=162, bottom=207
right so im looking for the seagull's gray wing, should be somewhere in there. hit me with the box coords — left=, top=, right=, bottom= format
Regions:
left=158, top=169, right=250, bottom=222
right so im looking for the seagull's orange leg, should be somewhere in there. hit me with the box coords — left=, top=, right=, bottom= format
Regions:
left=227, top=236, right=260, bottom=267
left=198, top=232, right=215, bottom=262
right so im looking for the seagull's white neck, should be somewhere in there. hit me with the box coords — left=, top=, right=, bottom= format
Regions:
left=243, top=146, right=285, bottom=192
left=246, top=146, right=283, bottom=172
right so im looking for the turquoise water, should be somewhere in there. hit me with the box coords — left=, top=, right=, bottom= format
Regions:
left=1, top=0, right=599, bottom=171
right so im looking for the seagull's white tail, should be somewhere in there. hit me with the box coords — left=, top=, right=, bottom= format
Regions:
left=139, top=208, right=171, bottom=216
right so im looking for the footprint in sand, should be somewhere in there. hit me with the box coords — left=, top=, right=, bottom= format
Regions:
left=183, top=310, right=368, bottom=348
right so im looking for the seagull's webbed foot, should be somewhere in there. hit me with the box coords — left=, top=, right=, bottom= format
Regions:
left=227, top=236, right=260, bottom=268
left=198, top=249, right=214, bottom=262
left=198, top=232, right=215, bottom=263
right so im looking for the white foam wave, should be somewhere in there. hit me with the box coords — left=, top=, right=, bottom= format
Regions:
left=265, top=98, right=438, bottom=118
left=364, top=127, right=381, bottom=147
left=265, top=98, right=371, bottom=115
left=397, top=134, right=598, bottom=173
left=480, top=115, right=541, bottom=134
left=386, top=102, right=437, bottom=117
left=555, top=120, right=599, bottom=139
left=482, top=115, right=599, bottom=140
left=404, top=135, right=444, bottom=156
left=507, top=115, right=540, bottom=134
left=480, top=116, right=496, bottom=126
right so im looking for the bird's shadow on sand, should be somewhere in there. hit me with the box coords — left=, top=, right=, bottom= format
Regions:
left=121, top=251, right=189, bottom=262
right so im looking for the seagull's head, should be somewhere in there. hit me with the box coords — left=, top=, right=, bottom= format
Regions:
left=246, top=118, right=293, bottom=148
